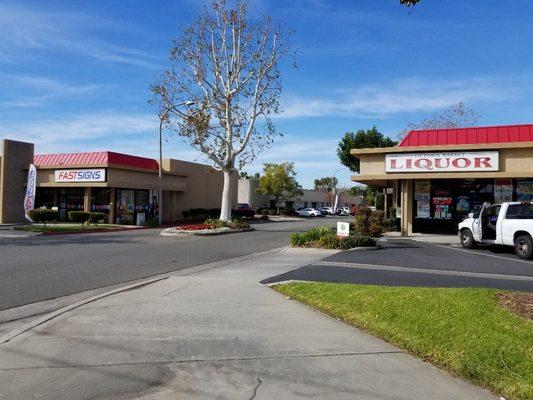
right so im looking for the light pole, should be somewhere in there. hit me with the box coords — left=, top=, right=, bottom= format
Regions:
left=331, top=168, right=345, bottom=213
left=157, top=101, right=195, bottom=225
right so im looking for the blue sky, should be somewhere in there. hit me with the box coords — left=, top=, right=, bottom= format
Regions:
left=1, top=0, right=532, bottom=188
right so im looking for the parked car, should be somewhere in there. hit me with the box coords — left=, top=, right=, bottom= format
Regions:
left=296, top=208, right=322, bottom=217
left=338, top=206, right=351, bottom=216
left=233, top=203, right=256, bottom=218
left=319, top=206, right=334, bottom=215
left=458, top=201, right=533, bottom=259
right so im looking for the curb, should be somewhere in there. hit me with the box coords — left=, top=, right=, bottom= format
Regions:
left=0, top=276, right=168, bottom=345
left=161, top=227, right=254, bottom=236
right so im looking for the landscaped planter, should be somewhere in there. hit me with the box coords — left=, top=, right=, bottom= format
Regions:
left=161, top=223, right=254, bottom=236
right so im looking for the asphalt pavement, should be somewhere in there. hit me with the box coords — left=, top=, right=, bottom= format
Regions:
left=0, top=217, right=346, bottom=311
left=263, top=239, right=533, bottom=291
left=0, top=248, right=496, bottom=400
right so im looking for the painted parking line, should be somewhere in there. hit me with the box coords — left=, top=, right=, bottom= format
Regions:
left=314, top=261, right=533, bottom=282
left=434, top=244, right=533, bottom=265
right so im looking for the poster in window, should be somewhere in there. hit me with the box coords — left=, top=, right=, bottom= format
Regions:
left=494, top=179, right=513, bottom=202
left=517, top=180, right=533, bottom=201
left=416, top=200, right=430, bottom=218
left=414, top=180, right=430, bottom=201
left=456, top=196, right=471, bottom=212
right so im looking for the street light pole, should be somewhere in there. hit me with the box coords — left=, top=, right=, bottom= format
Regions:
left=331, top=168, right=345, bottom=213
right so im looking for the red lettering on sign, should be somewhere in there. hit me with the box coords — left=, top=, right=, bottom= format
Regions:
left=451, top=158, right=471, bottom=169
left=474, top=157, right=492, bottom=168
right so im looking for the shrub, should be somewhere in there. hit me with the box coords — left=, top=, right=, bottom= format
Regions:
left=384, top=217, right=397, bottom=231
left=282, top=207, right=295, bottom=216
left=28, top=208, right=58, bottom=231
left=339, top=235, right=376, bottom=250
left=143, top=216, right=159, bottom=227
left=208, top=208, right=221, bottom=218
left=353, top=206, right=372, bottom=236
left=290, top=233, right=306, bottom=247
left=369, top=210, right=385, bottom=237
left=89, top=212, right=106, bottom=225
left=267, top=209, right=277, bottom=215
left=260, top=209, right=269, bottom=216
left=303, top=226, right=335, bottom=242
left=375, top=192, right=385, bottom=211
left=318, top=233, right=341, bottom=249
left=68, top=211, right=91, bottom=226
left=205, top=218, right=226, bottom=229
left=182, top=210, right=191, bottom=220
left=388, top=206, right=397, bottom=219
left=230, top=216, right=250, bottom=229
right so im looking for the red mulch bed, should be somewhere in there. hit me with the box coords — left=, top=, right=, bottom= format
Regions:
left=497, top=292, right=533, bottom=320
left=175, top=223, right=210, bottom=231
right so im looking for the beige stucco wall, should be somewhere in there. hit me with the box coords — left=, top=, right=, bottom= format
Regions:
left=0, top=139, right=34, bottom=223
left=161, top=160, right=237, bottom=221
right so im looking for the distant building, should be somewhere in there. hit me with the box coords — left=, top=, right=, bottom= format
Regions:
left=0, top=138, right=236, bottom=224
left=238, top=178, right=363, bottom=209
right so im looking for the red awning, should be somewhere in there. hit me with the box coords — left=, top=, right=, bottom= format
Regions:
left=34, top=151, right=158, bottom=171
left=399, top=124, right=533, bottom=147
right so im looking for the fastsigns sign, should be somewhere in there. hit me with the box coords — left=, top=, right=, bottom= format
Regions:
left=55, top=169, right=106, bottom=183
left=385, top=151, right=499, bottom=173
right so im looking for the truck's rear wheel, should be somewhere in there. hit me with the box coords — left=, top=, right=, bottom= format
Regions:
left=515, top=235, right=533, bottom=259
left=460, top=229, right=476, bottom=249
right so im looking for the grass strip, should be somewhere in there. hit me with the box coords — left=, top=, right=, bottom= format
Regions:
left=273, top=282, right=532, bottom=400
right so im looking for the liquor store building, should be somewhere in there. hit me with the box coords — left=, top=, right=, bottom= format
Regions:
left=351, top=124, right=533, bottom=235
left=0, top=139, right=235, bottom=224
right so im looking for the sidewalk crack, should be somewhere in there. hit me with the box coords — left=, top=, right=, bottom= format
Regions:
left=248, top=358, right=263, bottom=400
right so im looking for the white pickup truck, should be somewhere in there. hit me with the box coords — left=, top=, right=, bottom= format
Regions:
left=458, top=202, right=533, bottom=259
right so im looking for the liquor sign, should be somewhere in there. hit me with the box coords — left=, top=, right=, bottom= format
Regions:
left=385, top=151, right=499, bottom=173
left=55, top=169, right=106, bottom=183
left=24, top=164, right=37, bottom=222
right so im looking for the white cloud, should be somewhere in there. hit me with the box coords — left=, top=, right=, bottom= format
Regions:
left=0, top=74, right=102, bottom=107
left=280, top=77, right=521, bottom=119
left=0, top=3, right=161, bottom=68
left=3, top=112, right=157, bottom=148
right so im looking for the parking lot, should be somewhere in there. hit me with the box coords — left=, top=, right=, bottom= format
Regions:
left=263, top=239, right=533, bottom=291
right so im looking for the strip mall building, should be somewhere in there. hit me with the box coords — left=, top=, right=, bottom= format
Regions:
left=0, top=139, right=236, bottom=224
left=351, top=124, right=533, bottom=235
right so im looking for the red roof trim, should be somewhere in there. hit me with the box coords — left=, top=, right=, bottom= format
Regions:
left=34, top=151, right=159, bottom=171
left=399, top=123, right=533, bottom=147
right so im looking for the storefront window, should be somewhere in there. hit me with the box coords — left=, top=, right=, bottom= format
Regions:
left=116, top=189, right=135, bottom=224
left=134, top=190, right=149, bottom=212
left=115, top=189, right=150, bottom=224
left=35, top=188, right=55, bottom=209
left=90, top=188, right=111, bottom=213
left=516, top=180, right=533, bottom=201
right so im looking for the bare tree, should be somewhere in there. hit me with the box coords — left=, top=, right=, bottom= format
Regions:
left=398, top=102, right=481, bottom=140
left=151, top=0, right=290, bottom=220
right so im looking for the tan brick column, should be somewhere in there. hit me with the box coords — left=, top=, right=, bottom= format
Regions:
left=400, top=179, right=413, bottom=237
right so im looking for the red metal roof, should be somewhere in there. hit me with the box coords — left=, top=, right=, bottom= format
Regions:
left=34, top=151, right=158, bottom=171
left=399, top=124, right=533, bottom=147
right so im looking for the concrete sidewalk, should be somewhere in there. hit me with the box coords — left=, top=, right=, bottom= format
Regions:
left=384, top=231, right=460, bottom=245
left=0, top=248, right=496, bottom=399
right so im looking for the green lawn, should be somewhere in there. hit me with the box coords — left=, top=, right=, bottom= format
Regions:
left=15, top=223, right=126, bottom=233
left=273, top=282, right=533, bottom=400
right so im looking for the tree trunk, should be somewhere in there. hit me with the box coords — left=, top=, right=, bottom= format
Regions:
left=220, top=169, right=234, bottom=221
